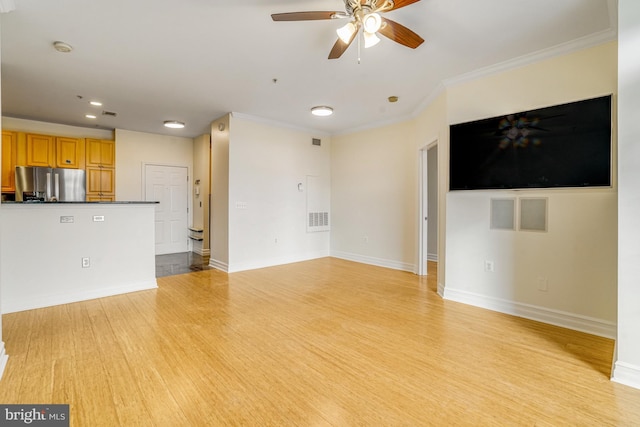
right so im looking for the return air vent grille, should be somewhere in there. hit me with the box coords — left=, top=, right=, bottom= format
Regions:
left=102, top=110, right=117, bottom=117
left=312, top=138, right=321, bottom=146
left=308, top=212, right=329, bottom=228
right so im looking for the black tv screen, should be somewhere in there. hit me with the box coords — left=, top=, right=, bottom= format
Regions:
left=449, top=95, right=612, bottom=190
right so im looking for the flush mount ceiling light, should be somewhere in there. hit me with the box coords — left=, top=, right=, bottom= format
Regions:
left=89, top=101, right=103, bottom=107
left=311, top=106, right=333, bottom=117
left=164, top=120, right=185, bottom=129
left=85, top=114, right=97, bottom=119
left=53, top=41, right=73, bottom=53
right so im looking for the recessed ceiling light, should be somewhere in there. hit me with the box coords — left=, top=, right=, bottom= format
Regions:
left=90, top=101, right=103, bottom=107
left=311, top=106, right=333, bottom=117
left=164, top=120, right=185, bottom=129
left=53, top=41, right=73, bottom=53
left=85, top=114, right=97, bottom=119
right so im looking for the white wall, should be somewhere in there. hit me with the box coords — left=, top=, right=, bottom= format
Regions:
left=613, top=0, right=640, bottom=389
left=331, top=121, right=418, bottom=272
left=0, top=203, right=157, bottom=313
left=0, top=20, right=8, bottom=379
left=192, top=133, right=211, bottom=255
left=210, top=115, right=230, bottom=270
left=226, top=114, right=331, bottom=272
left=2, top=117, right=113, bottom=139
left=115, top=128, right=193, bottom=201
left=443, top=42, right=618, bottom=337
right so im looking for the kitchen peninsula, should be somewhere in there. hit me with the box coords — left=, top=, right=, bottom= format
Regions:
left=0, top=201, right=158, bottom=313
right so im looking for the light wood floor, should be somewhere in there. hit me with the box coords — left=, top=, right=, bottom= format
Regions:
left=1, top=258, right=639, bottom=426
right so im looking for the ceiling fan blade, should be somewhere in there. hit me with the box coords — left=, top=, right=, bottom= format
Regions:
left=271, top=11, right=342, bottom=21
left=387, top=0, right=421, bottom=11
left=378, top=17, right=424, bottom=49
left=328, top=27, right=359, bottom=59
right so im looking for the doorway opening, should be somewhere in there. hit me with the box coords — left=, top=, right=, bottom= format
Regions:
left=418, top=141, right=438, bottom=276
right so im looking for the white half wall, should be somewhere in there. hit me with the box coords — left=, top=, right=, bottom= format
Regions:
left=226, top=114, right=330, bottom=272
left=0, top=203, right=157, bottom=313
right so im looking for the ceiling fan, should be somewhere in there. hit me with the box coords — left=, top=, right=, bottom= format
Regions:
left=271, top=0, right=424, bottom=59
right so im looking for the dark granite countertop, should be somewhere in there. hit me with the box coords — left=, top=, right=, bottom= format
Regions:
left=2, top=201, right=159, bottom=204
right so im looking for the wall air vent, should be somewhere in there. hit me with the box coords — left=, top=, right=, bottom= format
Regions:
left=102, top=111, right=117, bottom=117
left=308, top=212, right=329, bottom=228
left=312, top=138, right=321, bottom=146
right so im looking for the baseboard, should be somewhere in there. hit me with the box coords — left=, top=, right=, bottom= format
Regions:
left=1, top=280, right=158, bottom=314
left=227, top=250, right=330, bottom=273
left=437, top=282, right=445, bottom=298
left=331, top=250, right=415, bottom=273
left=192, top=247, right=210, bottom=257
left=612, top=361, right=640, bottom=390
left=442, top=286, right=616, bottom=339
left=0, top=342, right=8, bottom=381
left=427, top=253, right=439, bottom=262
left=209, top=258, right=229, bottom=273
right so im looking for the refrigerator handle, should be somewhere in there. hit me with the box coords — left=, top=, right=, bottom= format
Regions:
left=46, top=172, right=52, bottom=201
left=54, top=173, right=60, bottom=201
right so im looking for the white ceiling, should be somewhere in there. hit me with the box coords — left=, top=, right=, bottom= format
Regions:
left=0, top=0, right=617, bottom=138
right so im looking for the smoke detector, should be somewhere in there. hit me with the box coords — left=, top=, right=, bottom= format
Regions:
left=53, top=41, right=73, bottom=53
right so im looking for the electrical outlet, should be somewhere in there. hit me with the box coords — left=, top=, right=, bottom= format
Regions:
left=484, top=261, right=494, bottom=272
left=537, top=277, right=548, bottom=292
left=82, top=257, right=90, bottom=268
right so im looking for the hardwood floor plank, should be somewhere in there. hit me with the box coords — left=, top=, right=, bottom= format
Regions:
left=1, top=257, right=639, bottom=426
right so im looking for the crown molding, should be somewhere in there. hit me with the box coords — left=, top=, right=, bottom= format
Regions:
left=443, top=28, right=617, bottom=89
left=231, top=112, right=331, bottom=138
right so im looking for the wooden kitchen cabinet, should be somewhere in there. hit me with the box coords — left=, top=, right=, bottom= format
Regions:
left=2, top=130, right=17, bottom=192
left=25, top=133, right=55, bottom=167
left=85, top=139, right=115, bottom=200
left=55, top=137, right=84, bottom=169
left=86, top=166, right=115, bottom=200
left=86, top=139, right=115, bottom=167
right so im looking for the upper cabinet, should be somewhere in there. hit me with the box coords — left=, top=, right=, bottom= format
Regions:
left=2, top=131, right=17, bottom=193
left=55, top=137, right=85, bottom=169
left=25, top=133, right=55, bottom=167
left=86, top=139, right=115, bottom=167
left=19, top=133, right=85, bottom=169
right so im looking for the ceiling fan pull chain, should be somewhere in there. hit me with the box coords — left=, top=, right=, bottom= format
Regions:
left=358, top=29, right=362, bottom=64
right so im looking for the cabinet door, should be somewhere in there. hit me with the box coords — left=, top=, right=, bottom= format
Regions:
left=86, top=167, right=115, bottom=195
left=1, top=131, right=17, bottom=192
left=99, top=167, right=115, bottom=194
left=26, top=134, right=54, bottom=167
left=99, top=140, right=115, bottom=167
left=56, top=137, right=83, bottom=169
left=86, top=139, right=115, bottom=167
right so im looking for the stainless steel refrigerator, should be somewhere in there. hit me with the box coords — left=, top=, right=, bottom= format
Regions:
left=15, top=166, right=86, bottom=202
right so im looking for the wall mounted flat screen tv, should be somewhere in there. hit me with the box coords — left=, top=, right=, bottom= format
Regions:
left=449, top=95, right=612, bottom=190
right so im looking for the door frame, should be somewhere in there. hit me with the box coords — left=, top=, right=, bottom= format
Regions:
left=418, top=139, right=438, bottom=276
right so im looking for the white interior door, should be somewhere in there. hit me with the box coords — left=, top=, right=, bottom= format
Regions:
left=145, top=164, right=189, bottom=255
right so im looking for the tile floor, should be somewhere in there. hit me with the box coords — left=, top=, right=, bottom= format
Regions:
left=155, top=252, right=211, bottom=277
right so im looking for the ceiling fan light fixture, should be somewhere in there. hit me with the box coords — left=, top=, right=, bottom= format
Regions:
left=363, top=12, right=382, bottom=33
left=311, top=106, right=333, bottom=117
left=364, top=31, right=380, bottom=48
left=336, top=22, right=357, bottom=44
left=164, top=120, right=185, bottom=129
